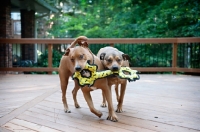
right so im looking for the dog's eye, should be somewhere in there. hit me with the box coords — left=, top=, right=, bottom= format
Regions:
left=79, top=55, right=84, bottom=60
left=107, top=59, right=112, bottom=63
left=117, top=59, right=121, bottom=62
left=71, top=59, right=75, bottom=62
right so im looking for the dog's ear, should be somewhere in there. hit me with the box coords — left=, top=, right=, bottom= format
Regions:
left=122, top=54, right=131, bottom=61
left=64, top=48, right=70, bottom=56
left=100, top=53, right=106, bottom=60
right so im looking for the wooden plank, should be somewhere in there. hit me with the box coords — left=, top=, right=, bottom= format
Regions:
left=35, top=101, right=200, bottom=132
left=8, top=119, right=62, bottom=132
left=172, top=43, right=178, bottom=74
left=0, top=67, right=173, bottom=72
left=175, top=68, right=200, bottom=73
left=133, top=67, right=200, bottom=73
left=46, top=91, right=200, bottom=115
left=25, top=106, right=156, bottom=132
left=0, top=38, right=74, bottom=44
left=0, top=126, right=13, bottom=132
left=1, top=67, right=199, bottom=73
left=3, top=122, right=37, bottom=132
left=23, top=110, right=124, bottom=132
left=110, top=43, right=114, bottom=47
left=131, top=67, right=174, bottom=72
left=0, top=88, right=58, bottom=126
left=1, top=75, right=200, bottom=132
left=0, top=37, right=199, bottom=44
left=177, top=37, right=200, bottom=43
left=45, top=81, right=200, bottom=111
left=48, top=44, right=53, bottom=74
left=0, top=67, right=58, bottom=71
left=17, top=114, right=86, bottom=132
left=38, top=74, right=200, bottom=131
left=27, top=106, right=155, bottom=132
left=88, top=38, right=178, bottom=44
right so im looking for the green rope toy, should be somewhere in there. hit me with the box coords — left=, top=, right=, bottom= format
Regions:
left=72, top=62, right=140, bottom=87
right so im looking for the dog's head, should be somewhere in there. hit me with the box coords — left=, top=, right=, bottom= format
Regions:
left=64, top=41, right=91, bottom=72
left=100, top=51, right=130, bottom=71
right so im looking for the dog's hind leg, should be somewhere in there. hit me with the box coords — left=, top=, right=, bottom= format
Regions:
left=81, top=87, right=103, bottom=118
left=61, top=80, right=71, bottom=113
left=116, top=82, right=127, bottom=113
left=72, top=81, right=80, bottom=108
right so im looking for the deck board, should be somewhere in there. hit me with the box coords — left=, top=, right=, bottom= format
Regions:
left=0, top=74, right=200, bottom=132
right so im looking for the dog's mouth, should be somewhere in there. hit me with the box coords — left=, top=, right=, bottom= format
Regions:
left=111, top=66, right=120, bottom=71
left=75, top=66, right=82, bottom=71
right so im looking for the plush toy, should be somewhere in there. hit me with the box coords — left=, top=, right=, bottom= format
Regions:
left=72, top=62, right=140, bottom=87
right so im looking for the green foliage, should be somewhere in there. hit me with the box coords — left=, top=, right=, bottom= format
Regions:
left=44, top=0, right=200, bottom=69
left=31, top=49, right=62, bottom=74
left=37, top=49, right=62, bottom=67
left=47, top=0, right=199, bottom=38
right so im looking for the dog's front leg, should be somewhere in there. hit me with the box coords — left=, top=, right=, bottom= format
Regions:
left=81, top=87, right=103, bottom=118
left=72, top=81, right=81, bottom=108
left=102, top=86, right=118, bottom=122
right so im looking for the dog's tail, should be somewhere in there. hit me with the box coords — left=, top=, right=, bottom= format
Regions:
left=68, top=36, right=88, bottom=49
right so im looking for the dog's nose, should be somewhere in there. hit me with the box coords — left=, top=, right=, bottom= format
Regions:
left=75, top=66, right=82, bottom=71
left=112, top=66, right=119, bottom=71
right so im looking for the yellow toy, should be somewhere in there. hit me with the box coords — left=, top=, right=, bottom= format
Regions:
left=72, top=62, right=140, bottom=87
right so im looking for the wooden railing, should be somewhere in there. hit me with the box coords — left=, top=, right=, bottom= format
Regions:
left=0, top=37, right=200, bottom=74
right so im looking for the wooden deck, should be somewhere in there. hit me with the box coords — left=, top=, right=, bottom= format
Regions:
left=0, top=74, right=200, bottom=132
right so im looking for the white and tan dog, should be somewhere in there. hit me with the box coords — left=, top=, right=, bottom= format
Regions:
left=58, top=37, right=118, bottom=121
left=97, top=46, right=130, bottom=113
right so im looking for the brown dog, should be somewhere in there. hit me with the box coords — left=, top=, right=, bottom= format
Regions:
left=58, top=37, right=118, bottom=121
left=97, top=46, right=130, bottom=113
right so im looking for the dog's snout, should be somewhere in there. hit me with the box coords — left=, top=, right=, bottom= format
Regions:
left=112, top=66, right=119, bottom=71
left=75, top=65, right=82, bottom=71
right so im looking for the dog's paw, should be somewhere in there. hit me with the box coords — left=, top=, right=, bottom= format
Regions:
left=64, top=109, right=71, bottom=113
left=97, top=111, right=103, bottom=118
left=75, top=103, right=80, bottom=108
left=107, top=115, right=118, bottom=122
left=100, top=103, right=107, bottom=107
left=107, top=111, right=118, bottom=122
left=116, top=108, right=123, bottom=113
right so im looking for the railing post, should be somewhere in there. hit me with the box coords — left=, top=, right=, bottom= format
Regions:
left=110, top=43, right=114, bottom=47
left=172, top=43, right=177, bottom=74
left=48, top=44, right=53, bottom=74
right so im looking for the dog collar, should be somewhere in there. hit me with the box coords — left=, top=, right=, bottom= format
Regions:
left=72, top=62, right=140, bottom=87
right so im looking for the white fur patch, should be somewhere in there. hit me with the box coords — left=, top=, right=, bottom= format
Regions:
left=90, top=87, right=97, bottom=90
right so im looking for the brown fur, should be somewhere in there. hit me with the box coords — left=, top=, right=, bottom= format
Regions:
left=58, top=37, right=118, bottom=121
left=97, top=46, right=130, bottom=112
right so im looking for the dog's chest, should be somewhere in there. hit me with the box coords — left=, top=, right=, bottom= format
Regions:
left=108, top=77, right=124, bottom=85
